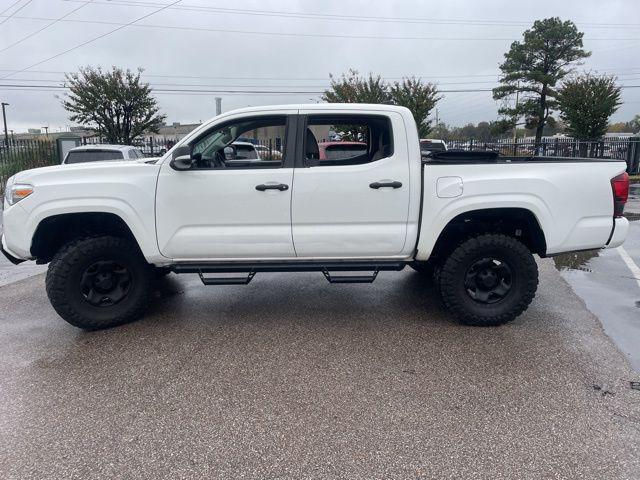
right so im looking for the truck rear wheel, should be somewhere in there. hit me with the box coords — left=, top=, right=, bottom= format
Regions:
left=45, top=236, right=153, bottom=330
left=438, top=234, right=538, bottom=326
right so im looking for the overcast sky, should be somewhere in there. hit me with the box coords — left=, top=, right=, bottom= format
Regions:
left=0, top=0, right=638, bottom=132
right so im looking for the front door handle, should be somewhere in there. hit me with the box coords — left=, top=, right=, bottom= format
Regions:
left=255, top=183, right=289, bottom=192
left=369, top=181, right=402, bottom=189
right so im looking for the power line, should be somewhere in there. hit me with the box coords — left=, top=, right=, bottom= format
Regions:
left=59, top=0, right=640, bottom=30
left=0, top=78, right=508, bottom=88
left=0, top=0, right=33, bottom=26
left=1, top=0, right=183, bottom=79
left=0, top=0, right=23, bottom=16
left=0, top=67, right=640, bottom=83
left=2, top=14, right=640, bottom=42
left=2, top=83, right=640, bottom=95
left=0, top=0, right=94, bottom=54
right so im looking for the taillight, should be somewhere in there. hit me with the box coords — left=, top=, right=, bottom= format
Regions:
left=611, top=172, right=629, bottom=218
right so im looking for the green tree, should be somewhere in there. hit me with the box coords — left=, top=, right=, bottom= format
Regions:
left=557, top=74, right=622, bottom=143
left=323, top=70, right=440, bottom=137
left=429, top=122, right=452, bottom=140
left=61, top=66, right=165, bottom=144
left=608, top=122, right=632, bottom=134
left=493, top=18, right=590, bottom=148
left=389, top=77, right=441, bottom=137
left=323, top=69, right=389, bottom=104
left=489, top=119, right=515, bottom=138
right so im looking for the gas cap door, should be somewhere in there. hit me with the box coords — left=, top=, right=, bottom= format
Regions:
left=437, top=176, right=463, bottom=198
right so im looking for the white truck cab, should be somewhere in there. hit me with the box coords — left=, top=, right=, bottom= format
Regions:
left=1, top=104, right=630, bottom=330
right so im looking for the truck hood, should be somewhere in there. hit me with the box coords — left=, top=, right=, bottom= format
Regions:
left=13, top=158, right=162, bottom=183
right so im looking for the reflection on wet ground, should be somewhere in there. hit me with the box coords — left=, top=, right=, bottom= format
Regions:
left=553, top=188, right=640, bottom=370
left=553, top=249, right=599, bottom=272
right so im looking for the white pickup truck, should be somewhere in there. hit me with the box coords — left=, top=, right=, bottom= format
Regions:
left=1, top=104, right=630, bottom=330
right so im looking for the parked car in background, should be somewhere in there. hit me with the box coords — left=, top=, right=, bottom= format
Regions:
left=318, top=141, right=368, bottom=162
left=63, top=145, right=145, bottom=164
left=220, top=142, right=281, bottom=168
left=420, top=139, right=447, bottom=156
left=255, top=144, right=283, bottom=160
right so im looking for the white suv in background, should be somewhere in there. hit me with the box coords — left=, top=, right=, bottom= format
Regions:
left=62, top=145, right=145, bottom=164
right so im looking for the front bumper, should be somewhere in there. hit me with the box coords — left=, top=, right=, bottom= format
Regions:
left=1, top=235, right=25, bottom=264
left=606, top=217, right=629, bottom=249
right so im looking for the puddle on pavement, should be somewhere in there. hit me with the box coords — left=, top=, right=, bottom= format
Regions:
left=553, top=249, right=600, bottom=272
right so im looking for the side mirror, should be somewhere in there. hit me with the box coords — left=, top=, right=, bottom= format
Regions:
left=223, top=145, right=235, bottom=160
left=170, top=145, right=193, bottom=171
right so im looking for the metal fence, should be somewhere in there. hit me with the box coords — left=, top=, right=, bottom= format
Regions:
left=446, top=137, right=640, bottom=173
left=0, top=139, right=59, bottom=197
left=2, top=135, right=638, bottom=199
left=82, top=135, right=178, bottom=157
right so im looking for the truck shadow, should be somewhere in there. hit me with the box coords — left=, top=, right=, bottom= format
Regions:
left=145, top=269, right=453, bottom=330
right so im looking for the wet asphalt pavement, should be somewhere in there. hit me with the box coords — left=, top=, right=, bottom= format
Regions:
left=1, top=260, right=640, bottom=478
left=2, top=187, right=640, bottom=478
left=555, top=183, right=640, bottom=371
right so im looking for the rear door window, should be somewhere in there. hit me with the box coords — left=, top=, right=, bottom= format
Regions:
left=304, top=114, right=393, bottom=167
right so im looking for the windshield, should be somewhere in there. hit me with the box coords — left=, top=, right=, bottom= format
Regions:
left=65, top=150, right=124, bottom=164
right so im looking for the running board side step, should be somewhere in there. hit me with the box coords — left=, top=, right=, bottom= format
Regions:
left=322, top=269, right=379, bottom=284
left=198, top=270, right=256, bottom=285
left=174, top=260, right=405, bottom=286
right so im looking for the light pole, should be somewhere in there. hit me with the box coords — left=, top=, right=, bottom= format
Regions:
left=1, top=102, right=9, bottom=148
left=42, top=126, right=49, bottom=136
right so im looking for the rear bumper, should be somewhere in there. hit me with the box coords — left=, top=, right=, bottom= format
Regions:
left=1, top=235, right=25, bottom=264
left=606, top=217, right=629, bottom=249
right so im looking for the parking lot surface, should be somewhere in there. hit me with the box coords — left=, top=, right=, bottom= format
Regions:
left=1, top=261, right=639, bottom=479
left=554, top=183, right=640, bottom=370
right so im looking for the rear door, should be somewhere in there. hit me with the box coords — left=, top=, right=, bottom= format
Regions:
left=291, top=110, right=411, bottom=258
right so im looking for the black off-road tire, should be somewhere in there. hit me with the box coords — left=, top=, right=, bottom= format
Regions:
left=439, top=234, right=538, bottom=326
left=45, top=236, right=154, bottom=330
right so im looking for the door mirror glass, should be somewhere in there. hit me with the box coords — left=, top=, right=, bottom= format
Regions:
left=224, top=146, right=235, bottom=160
left=170, top=145, right=193, bottom=171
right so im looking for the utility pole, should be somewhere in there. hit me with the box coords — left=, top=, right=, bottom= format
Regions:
left=435, top=108, right=439, bottom=128
left=42, top=126, right=49, bottom=136
left=512, top=82, right=520, bottom=144
left=215, top=97, right=222, bottom=116
left=1, top=102, right=9, bottom=148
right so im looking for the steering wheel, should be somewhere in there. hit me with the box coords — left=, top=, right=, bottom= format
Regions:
left=213, top=149, right=227, bottom=168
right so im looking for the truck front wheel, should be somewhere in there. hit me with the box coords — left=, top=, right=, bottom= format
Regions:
left=438, top=234, right=538, bottom=326
left=45, top=236, right=154, bottom=330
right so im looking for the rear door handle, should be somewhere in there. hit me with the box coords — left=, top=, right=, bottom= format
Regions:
left=369, top=181, right=402, bottom=189
left=255, top=183, right=289, bottom=191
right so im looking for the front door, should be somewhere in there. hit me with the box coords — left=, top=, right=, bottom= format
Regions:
left=156, top=113, right=297, bottom=260
left=291, top=111, right=411, bottom=258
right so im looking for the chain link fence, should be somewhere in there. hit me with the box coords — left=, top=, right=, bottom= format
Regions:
left=1, top=139, right=59, bottom=198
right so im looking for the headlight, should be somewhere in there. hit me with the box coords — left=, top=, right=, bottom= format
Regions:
left=5, top=183, right=34, bottom=206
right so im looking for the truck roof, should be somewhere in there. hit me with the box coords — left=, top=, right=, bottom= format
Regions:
left=220, top=103, right=411, bottom=117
